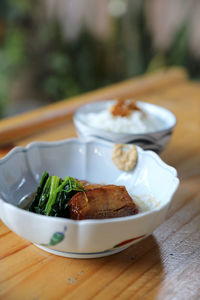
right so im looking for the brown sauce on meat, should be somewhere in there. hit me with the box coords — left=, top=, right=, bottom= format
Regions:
left=24, top=180, right=139, bottom=220
left=69, top=184, right=138, bottom=220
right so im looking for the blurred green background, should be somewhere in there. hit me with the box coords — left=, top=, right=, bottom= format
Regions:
left=0, top=0, right=199, bottom=117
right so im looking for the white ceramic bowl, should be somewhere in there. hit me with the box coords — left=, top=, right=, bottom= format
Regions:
left=74, top=100, right=176, bottom=152
left=0, top=138, right=179, bottom=258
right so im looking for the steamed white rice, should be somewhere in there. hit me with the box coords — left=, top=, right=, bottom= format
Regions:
left=84, top=103, right=163, bottom=134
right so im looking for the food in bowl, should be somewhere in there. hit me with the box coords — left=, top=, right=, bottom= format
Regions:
left=28, top=171, right=139, bottom=220
left=83, top=99, right=164, bottom=134
left=74, top=100, right=177, bottom=152
left=69, top=183, right=138, bottom=220
left=112, top=144, right=137, bottom=171
left=0, top=138, right=179, bottom=258
left=28, top=172, right=85, bottom=217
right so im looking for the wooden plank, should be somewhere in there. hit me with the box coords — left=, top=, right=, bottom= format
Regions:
left=14, top=80, right=200, bottom=183
left=1, top=68, right=200, bottom=300
left=1, top=180, right=199, bottom=300
left=0, top=68, right=187, bottom=146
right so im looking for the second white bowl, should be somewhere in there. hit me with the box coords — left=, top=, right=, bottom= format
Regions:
left=74, top=100, right=176, bottom=152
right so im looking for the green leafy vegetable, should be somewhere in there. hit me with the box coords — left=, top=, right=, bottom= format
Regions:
left=38, top=176, right=51, bottom=210
left=45, top=175, right=60, bottom=216
left=28, top=171, right=49, bottom=213
left=28, top=172, right=85, bottom=217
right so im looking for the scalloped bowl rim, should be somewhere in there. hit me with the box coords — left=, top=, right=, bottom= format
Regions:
left=0, top=137, right=179, bottom=225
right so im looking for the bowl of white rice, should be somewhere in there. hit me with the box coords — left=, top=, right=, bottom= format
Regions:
left=73, top=100, right=176, bottom=152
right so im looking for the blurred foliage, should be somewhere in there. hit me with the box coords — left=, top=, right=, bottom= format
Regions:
left=33, top=25, right=113, bottom=100
left=0, top=0, right=199, bottom=117
left=0, top=0, right=31, bottom=116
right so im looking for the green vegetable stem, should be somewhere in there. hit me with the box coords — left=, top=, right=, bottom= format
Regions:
left=28, top=172, right=85, bottom=218
left=45, top=176, right=60, bottom=216
left=28, top=171, right=49, bottom=213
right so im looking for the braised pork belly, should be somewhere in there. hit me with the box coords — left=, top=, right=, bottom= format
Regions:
left=69, top=184, right=138, bottom=220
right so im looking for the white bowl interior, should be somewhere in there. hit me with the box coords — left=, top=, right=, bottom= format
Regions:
left=0, top=139, right=178, bottom=213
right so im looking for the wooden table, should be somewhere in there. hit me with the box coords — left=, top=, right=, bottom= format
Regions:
left=1, top=68, right=200, bottom=300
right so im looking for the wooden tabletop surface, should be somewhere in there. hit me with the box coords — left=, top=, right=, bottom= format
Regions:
left=1, top=68, right=200, bottom=300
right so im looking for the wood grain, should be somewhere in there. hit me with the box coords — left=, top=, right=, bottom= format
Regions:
left=0, top=68, right=187, bottom=146
left=1, top=67, right=200, bottom=300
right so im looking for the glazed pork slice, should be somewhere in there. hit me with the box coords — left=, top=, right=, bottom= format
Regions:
left=69, top=185, right=138, bottom=220
left=78, top=180, right=103, bottom=190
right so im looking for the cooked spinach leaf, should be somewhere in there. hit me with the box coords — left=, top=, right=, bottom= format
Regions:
left=28, top=171, right=49, bottom=213
left=28, top=172, right=85, bottom=217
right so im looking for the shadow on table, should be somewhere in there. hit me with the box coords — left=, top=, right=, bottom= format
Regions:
left=106, top=234, right=162, bottom=268
left=86, top=235, right=163, bottom=297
